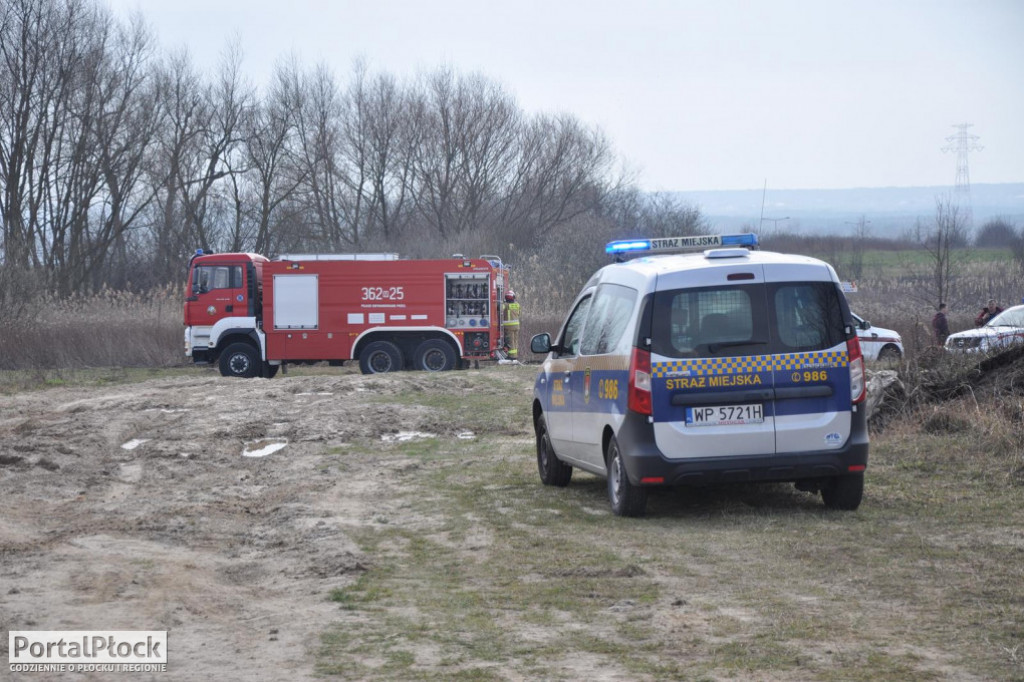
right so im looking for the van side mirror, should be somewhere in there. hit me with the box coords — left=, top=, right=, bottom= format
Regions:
left=531, top=333, right=552, bottom=354
left=860, top=320, right=871, bottom=330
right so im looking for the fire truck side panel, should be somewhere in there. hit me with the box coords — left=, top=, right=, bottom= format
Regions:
left=261, top=258, right=500, bottom=363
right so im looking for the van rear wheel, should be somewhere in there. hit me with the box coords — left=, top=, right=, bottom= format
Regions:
left=536, top=415, right=572, bottom=486
left=606, top=435, right=647, bottom=517
left=822, top=472, right=864, bottom=510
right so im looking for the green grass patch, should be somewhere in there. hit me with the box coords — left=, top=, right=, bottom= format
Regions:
left=310, top=369, right=1024, bottom=680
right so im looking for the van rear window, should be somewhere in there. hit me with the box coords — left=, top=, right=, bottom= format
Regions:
left=650, top=282, right=846, bottom=359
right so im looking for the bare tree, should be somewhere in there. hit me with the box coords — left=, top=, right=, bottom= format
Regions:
left=1, top=1, right=634, bottom=293
left=844, top=215, right=871, bottom=282
left=497, top=114, right=614, bottom=247
left=975, top=217, right=1017, bottom=248
left=363, top=70, right=415, bottom=242
left=0, top=0, right=159, bottom=293
left=291, top=63, right=356, bottom=249
left=242, top=59, right=304, bottom=254
left=925, top=194, right=968, bottom=306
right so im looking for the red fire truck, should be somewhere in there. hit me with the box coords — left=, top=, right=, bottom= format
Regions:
left=183, top=250, right=512, bottom=377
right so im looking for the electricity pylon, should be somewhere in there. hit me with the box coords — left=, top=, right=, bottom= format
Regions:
left=941, top=123, right=982, bottom=227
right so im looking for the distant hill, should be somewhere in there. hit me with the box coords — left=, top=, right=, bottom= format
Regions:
left=673, top=183, right=1024, bottom=236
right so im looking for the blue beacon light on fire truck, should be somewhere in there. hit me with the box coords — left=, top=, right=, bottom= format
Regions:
left=605, top=233, right=759, bottom=255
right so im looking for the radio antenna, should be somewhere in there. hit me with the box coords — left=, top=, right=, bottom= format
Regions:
left=758, top=179, right=767, bottom=233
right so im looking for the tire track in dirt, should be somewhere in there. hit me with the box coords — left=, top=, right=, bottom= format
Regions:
left=0, top=372, right=431, bottom=680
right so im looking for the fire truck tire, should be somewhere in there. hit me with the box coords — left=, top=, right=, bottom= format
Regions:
left=413, top=339, right=457, bottom=372
left=219, top=342, right=259, bottom=378
left=359, top=341, right=404, bottom=374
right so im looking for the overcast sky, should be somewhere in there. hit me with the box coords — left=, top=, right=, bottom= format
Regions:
left=105, top=0, right=1024, bottom=193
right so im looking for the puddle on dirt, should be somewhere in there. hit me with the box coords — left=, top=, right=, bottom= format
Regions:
left=242, top=439, right=288, bottom=458
left=457, top=431, right=476, bottom=440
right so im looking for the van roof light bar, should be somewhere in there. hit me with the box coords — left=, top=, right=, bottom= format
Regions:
left=605, top=233, right=758, bottom=257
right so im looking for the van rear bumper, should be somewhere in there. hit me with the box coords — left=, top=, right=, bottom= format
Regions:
left=616, top=409, right=869, bottom=486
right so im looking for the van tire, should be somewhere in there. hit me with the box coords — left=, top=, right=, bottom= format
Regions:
left=606, top=435, right=647, bottom=517
left=413, top=339, right=457, bottom=372
left=220, top=342, right=259, bottom=378
left=359, top=341, right=403, bottom=374
left=822, top=472, right=864, bottom=510
left=536, top=415, right=572, bottom=487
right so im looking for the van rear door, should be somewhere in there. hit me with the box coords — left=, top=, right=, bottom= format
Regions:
left=764, top=265, right=852, bottom=455
left=648, top=265, right=776, bottom=460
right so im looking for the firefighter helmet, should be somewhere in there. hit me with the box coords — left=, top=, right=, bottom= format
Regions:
left=505, top=290, right=516, bottom=302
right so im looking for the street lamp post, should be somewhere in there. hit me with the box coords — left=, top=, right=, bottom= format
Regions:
left=760, top=216, right=790, bottom=235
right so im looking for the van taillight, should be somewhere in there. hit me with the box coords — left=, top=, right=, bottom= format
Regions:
left=628, top=347, right=652, bottom=415
left=847, top=335, right=866, bottom=404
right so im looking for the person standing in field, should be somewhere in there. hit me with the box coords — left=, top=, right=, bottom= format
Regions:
left=975, top=298, right=1003, bottom=326
left=932, top=303, right=949, bottom=345
left=502, top=290, right=520, bottom=359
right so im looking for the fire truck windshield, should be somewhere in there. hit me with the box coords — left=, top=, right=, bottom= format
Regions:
left=192, top=265, right=242, bottom=294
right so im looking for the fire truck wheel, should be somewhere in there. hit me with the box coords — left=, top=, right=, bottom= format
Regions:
left=220, top=342, right=259, bottom=378
left=413, top=339, right=457, bottom=372
left=359, top=340, right=404, bottom=374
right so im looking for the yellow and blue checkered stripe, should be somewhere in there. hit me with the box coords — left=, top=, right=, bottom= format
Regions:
left=652, top=350, right=847, bottom=378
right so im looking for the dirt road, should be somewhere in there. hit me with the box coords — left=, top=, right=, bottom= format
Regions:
left=1, top=369, right=484, bottom=680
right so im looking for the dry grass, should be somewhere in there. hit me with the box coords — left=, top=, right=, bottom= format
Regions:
left=0, top=285, right=183, bottom=371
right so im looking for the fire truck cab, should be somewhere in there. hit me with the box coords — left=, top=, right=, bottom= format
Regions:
left=183, top=250, right=511, bottom=377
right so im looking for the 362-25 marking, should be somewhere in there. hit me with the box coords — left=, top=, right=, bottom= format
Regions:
left=361, top=286, right=404, bottom=301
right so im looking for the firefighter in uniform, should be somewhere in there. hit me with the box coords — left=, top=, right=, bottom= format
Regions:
left=502, top=290, right=520, bottom=359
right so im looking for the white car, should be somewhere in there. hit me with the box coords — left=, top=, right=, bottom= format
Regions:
left=945, top=304, right=1024, bottom=353
left=851, top=314, right=903, bottom=362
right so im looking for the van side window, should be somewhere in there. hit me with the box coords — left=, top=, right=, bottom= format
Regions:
left=579, top=284, right=638, bottom=356
left=772, top=283, right=844, bottom=351
left=558, top=295, right=593, bottom=357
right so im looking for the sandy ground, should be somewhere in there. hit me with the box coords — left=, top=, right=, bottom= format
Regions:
left=0, top=370, right=456, bottom=681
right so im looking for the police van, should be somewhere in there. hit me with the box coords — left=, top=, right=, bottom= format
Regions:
left=530, top=234, right=868, bottom=516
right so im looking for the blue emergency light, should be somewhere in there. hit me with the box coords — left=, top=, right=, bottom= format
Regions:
left=719, top=233, right=759, bottom=247
left=605, top=239, right=652, bottom=254
left=605, top=233, right=758, bottom=255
